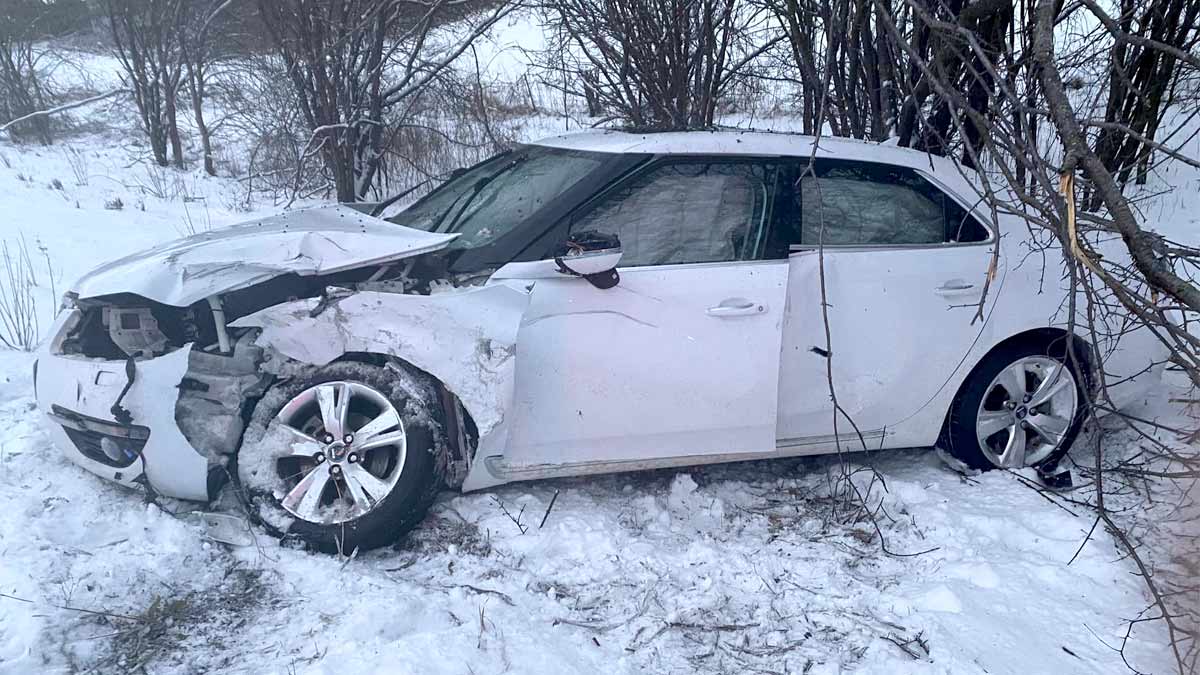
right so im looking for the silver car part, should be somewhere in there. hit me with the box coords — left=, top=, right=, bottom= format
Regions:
left=270, top=381, right=408, bottom=524
left=104, top=306, right=168, bottom=358
left=975, top=356, right=1079, bottom=468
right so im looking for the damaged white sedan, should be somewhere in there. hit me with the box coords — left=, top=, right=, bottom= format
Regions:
left=34, top=130, right=1166, bottom=552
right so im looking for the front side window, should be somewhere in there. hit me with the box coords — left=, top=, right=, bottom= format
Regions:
left=388, top=145, right=608, bottom=250
left=796, top=160, right=989, bottom=246
left=569, top=161, right=777, bottom=267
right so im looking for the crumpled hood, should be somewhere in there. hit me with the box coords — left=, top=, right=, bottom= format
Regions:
left=71, top=205, right=458, bottom=306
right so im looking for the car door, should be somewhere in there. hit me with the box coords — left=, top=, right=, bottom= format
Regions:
left=775, top=158, right=999, bottom=449
left=491, top=158, right=791, bottom=471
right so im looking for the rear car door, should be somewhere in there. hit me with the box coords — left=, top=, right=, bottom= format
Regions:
left=493, top=158, right=791, bottom=469
left=776, top=158, right=999, bottom=448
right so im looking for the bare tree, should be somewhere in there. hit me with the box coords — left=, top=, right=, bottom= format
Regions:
left=0, top=0, right=87, bottom=144
left=769, top=0, right=901, bottom=138
left=178, top=1, right=234, bottom=176
left=105, top=0, right=187, bottom=167
left=1092, top=0, right=1200, bottom=191
left=256, top=0, right=516, bottom=203
left=768, top=0, right=1013, bottom=162
left=543, top=0, right=783, bottom=129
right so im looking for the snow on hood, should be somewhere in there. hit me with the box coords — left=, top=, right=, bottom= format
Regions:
left=70, top=205, right=458, bottom=306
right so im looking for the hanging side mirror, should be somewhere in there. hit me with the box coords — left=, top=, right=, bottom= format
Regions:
left=552, top=231, right=622, bottom=289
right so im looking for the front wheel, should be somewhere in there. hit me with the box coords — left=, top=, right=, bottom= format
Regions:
left=943, top=341, right=1088, bottom=471
left=237, top=361, right=444, bottom=553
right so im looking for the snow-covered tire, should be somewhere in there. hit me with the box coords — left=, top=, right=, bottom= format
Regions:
left=236, top=361, right=445, bottom=553
left=942, top=338, right=1088, bottom=472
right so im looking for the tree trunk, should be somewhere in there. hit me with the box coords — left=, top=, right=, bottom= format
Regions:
left=165, top=79, right=183, bottom=169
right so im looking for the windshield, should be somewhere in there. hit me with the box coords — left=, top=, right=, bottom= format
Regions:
left=387, top=145, right=608, bottom=249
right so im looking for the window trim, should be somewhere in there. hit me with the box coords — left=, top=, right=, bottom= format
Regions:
left=618, top=258, right=788, bottom=273
left=562, top=154, right=788, bottom=268
left=788, top=160, right=997, bottom=253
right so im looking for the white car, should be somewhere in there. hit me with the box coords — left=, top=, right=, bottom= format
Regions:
left=34, top=130, right=1164, bottom=551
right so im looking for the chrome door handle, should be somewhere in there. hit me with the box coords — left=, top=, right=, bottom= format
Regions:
left=935, top=280, right=976, bottom=296
left=706, top=300, right=764, bottom=317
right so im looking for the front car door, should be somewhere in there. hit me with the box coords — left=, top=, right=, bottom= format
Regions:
left=776, top=158, right=999, bottom=451
left=490, top=158, right=791, bottom=475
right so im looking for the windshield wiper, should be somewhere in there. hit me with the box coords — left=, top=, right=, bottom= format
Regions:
left=423, top=151, right=511, bottom=233
left=436, top=154, right=528, bottom=235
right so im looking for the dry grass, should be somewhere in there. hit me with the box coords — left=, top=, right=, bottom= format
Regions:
left=0, top=235, right=39, bottom=350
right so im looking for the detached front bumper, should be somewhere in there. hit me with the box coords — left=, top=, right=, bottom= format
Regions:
left=34, top=310, right=212, bottom=501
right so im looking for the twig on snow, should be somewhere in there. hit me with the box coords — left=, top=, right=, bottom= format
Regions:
left=441, top=584, right=515, bottom=607
left=883, top=631, right=931, bottom=660
left=539, top=489, right=560, bottom=529
left=0, top=592, right=140, bottom=622
left=492, top=495, right=528, bottom=535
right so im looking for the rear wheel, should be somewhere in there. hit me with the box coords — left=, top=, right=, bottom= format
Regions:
left=943, top=340, right=1087, bottom=471
left=237, top=362, right=444, bottom=553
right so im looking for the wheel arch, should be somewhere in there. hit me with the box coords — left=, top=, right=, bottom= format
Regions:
left=939, top=326, right=1096, bottom=439
left=296, top=351, right=479, bottom=488
left=232, top=286, right=529, bottom=489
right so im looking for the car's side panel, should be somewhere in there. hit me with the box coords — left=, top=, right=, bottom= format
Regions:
left=987, top=228, right=1168, bottom=409
left=776, top=243, right=1000, bottom=447
left=850, top=216, right=1168, bottom=453
left=494, top=259, right=789, bottom=470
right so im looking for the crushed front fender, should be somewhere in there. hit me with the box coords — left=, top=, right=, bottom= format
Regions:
left=231, top=285, right=530, bottom=489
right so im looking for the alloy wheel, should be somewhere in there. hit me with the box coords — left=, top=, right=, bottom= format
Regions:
left=975, top=356, right=1079, bottom=468
left=268, top=381, right=407, bottom=524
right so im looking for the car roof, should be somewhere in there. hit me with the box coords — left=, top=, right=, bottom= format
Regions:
left=529, top=129, right=995, bottom=218
left=529, top=129, right=966, bottom=174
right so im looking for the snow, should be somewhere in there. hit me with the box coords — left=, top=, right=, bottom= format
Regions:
left=0, top=310, right=1182, bottom=675
left=0, top=339, right=1179, bottom=673
left=0, top=42, right=1187, bottom=675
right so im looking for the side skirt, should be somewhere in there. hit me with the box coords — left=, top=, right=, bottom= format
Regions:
left=471, top=430, right=888, bottom=488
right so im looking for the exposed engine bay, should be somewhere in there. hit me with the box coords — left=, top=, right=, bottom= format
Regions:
left=58, top=253, right=476, bottom=361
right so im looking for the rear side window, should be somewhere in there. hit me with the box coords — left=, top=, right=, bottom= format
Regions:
left=796, top=160, right=989, bottom=246
left=569, top=161, right=778, bottom=267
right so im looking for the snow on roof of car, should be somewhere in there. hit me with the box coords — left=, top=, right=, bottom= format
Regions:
left=530, top=128, right=966, bottom=173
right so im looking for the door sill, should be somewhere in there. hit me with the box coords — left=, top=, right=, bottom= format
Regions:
left=484, top=430, right=888, bottom=483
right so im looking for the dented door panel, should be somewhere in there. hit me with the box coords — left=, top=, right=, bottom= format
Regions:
left=496, top=261, right=789, bottom=472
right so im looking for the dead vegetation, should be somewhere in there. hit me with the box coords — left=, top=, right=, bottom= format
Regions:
left=92, top=566, right=272, bottom=674
left=400, top=507, right=495, bottom=558
left=0, top=235, right=41, bottom=351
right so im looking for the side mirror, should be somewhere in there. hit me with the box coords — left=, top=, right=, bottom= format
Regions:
left=553, top=231, right=622, bottom=289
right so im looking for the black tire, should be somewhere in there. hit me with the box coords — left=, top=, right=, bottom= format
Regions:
left=942, top=337, right=1089, bottom=472
left=236, top=361, right=445, bottom=553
